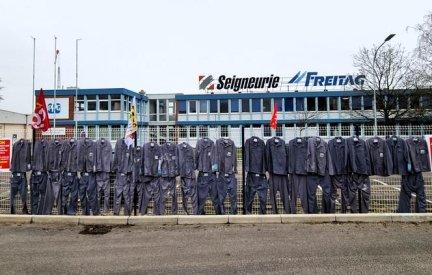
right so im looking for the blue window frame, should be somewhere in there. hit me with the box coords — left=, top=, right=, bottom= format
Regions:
left=296, top=98, right=304, bottom=111
left=274, top=98, right=283, bottom=112
left=220, top=99, right=229, bottom=113
left=210, top=99, right=218, bottom=113
left=178, top=100, right=186, bottom=114
left=285, top=98, right=293, bottom=111
left=252, top=99, right=261, bottom=112
left=231, top=99, right=239, bottom=112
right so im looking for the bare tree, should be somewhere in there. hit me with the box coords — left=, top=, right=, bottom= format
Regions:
left=296, top=108, right=322, bottom=137
left=353, top=44, right=432, bottom=125
left=409, top=12, right=432, bottom=84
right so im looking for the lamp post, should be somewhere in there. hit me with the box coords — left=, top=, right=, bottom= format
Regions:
left=75, top=38, right=82, bottom=138
left=373, top=34, right=395, bottom=136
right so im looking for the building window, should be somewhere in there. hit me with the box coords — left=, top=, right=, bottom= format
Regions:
left=199, top=126, right=208, bottom=138
left=307, top=97, right=316, bottom=111
left=168, top=100, right=175, bottom=121
left=231, top=99, right=239, bottom=112
left=178, top=100, right=186, bottom=114
left=285, top=98, right=293, bottom=112
left=274, top=98, right=283, bottom=112
left=387, top=96, right=396, bottom=110
left=87, top=95, right=96, bottom=111
left=159, top=100, right=167, bottom=121
left=264, top=125, right=272, bottom=137
left=169, top=127, right=175, bottom=142
left=76, top=95, right=84, bottom=111
left=352, top=96, right=361, bottom=110
left=242, top=99, right=250, bottom=112
left=99, top=126, right=109, bottom=138
left=111, top=125, right=121, bottom=140
left=221, top=125, right=229, bottom=137
left=329, top=97, right=338, bottom=111
left=296, top=98, right=304, bottom=112
left=220, top=99, right=229, bottom=113
left=87, top=126, right=96, bottom=139
left=150, top=100, right=157, bottom=121
left=179, top=126, right=187, bottom=138
left=411, top=96, right=420, bottom=109
left=199, top=100, right=207, bottom=113
left=263, top=98, right=271, bottom=112
left=341, top=97, right=349, bottom=111
left=123, top=96, right=130, bottom=112
left=98, top=95, right=109, bottom=111
left=318, top=97, right=327, bottom=111
left=210, top=100, right=218, bottom=113
left=189, top=100, right=196, bottom=113
left=276, top=125, right=283, bottom=137
left=110, top=95, right=121, bottom=111
left=398, top=96, right=408, bottom=109
left=190, top=126, right=197, bottom=138
left=252, top=99, right=261, bottom=112
left=364, top=96, right=373, bottom=110
left=319, top=124, right=327, bottom=137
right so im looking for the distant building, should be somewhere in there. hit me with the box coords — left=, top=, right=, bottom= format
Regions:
left=0, top=109, right=32, bottom=141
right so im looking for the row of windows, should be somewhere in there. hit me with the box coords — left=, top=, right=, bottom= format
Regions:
left=177, top=95, right=429, bottom=115
left=76, top=95, right=144, bottom=113
left=177, top=97, right=374, bottom=114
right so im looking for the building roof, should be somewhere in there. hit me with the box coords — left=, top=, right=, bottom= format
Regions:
left=0, top=109, right=31, bottom=124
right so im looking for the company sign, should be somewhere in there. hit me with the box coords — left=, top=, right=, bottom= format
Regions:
left=42, top=127, right=66, bottom=136
left=0, top=139, right=11, bottom=171
left=288, top=71, right=365, bottom=87
left=44, top=98, right=69, bottom=119
left=199, top=71, right=365, bottom=92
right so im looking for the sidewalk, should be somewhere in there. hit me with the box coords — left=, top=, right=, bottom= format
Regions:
left=1, top=213, right=432, bottom=225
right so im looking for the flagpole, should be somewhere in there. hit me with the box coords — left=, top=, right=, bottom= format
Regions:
left=31, top=36, right=36, bottom=154
left=53, top=36, right=57, bottom=136
left=75, top=39, right=82, bottom=139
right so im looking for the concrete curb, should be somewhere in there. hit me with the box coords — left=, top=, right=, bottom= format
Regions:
left=282, top=214, right=336, bottom=223
left=391, top=213, right=432, bottom=222
left=128, top=216, right=178, bottom=225
left=335, top=214, right=393, bottom=223
left=1, top=213, right=432, bottom=226
left=178, top=215, right=228, bottom=225
left=79, top=216, right=128, bottom=225
left=32, top=215, right=80, bottom=225
left=0, top=215, right=32, bottom=224
left=229, top=215, right=282, bottom=224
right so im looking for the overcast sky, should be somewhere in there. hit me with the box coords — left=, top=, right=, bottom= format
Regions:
left=0, top=0, right=430, bottom=114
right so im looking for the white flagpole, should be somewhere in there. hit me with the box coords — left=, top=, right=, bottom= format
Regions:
left=75, top=39, right=82, bottom=139
left=31, top=36, right=36, bottom=148
left=31, top=36, right=36, bottom=118
left=53, top=36, right=57, bottom=135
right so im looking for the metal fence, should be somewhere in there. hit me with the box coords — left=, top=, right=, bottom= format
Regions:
left=1, top=125, right=432, bottom=215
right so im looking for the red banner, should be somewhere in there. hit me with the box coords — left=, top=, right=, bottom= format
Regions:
left=32, top=89, right=50, bottom=131
left=270, top=103, right=278, bottom=129
left=0, top=139, right=11, bottom=170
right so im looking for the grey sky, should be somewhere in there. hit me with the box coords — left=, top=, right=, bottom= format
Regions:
left=0, top=0, right=430, bottom=114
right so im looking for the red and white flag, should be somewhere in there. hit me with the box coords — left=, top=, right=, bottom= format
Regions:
left=32, top=89, right=50, bottom=132
left=270, top=103, right=278, bottom=129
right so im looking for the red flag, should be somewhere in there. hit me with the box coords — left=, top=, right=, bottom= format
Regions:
left=32, top=89, right=51, bottom=132
left=270, top=103, right=278, bottom=129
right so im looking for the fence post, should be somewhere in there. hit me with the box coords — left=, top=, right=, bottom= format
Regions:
left=133, top=130, right=138, bottom=216
left=241, top=125, right=246, bottom=215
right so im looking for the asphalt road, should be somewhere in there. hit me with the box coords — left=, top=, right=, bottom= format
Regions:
left=1, top=223, right=432, bottom=274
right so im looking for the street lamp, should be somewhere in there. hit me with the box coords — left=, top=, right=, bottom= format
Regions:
left=75, top=38, right=82, bottom=138
left=373, top=34, right=395, bottom=136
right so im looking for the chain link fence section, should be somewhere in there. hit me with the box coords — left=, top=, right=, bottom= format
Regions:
left=1, top=125, right=432, bottom=215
